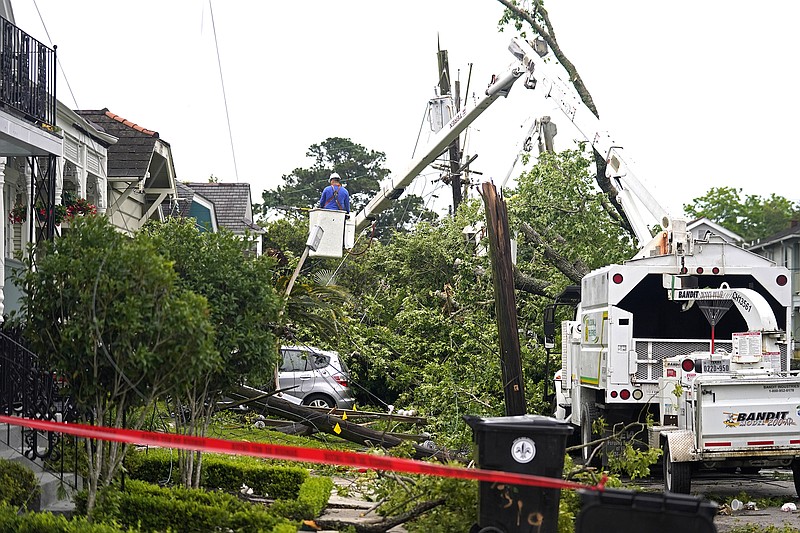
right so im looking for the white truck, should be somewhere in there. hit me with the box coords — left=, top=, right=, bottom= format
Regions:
left=507, top=37, right=800, bottom=493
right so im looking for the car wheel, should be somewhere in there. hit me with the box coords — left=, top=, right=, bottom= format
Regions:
left=663, top=438, right=691, bottom=493
left=303, top=394, right=335, bottom=409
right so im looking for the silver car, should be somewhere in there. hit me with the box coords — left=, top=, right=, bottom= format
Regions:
left=278, top=346, right=355, bottom=410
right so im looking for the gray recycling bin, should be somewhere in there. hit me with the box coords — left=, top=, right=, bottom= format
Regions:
left=465, top=414, right=573, bottom=533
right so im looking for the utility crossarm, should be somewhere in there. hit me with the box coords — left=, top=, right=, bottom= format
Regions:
left=509, top=37, right=671, bottom=246
left=353, top=55, right=528, bottom=233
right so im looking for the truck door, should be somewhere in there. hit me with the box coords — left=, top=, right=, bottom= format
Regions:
left=609, top=307, right=634, bottom=385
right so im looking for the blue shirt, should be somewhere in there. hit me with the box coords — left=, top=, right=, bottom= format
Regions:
left=319, top=184, right=350, bottom=213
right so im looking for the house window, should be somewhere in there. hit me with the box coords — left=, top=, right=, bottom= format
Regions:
left=188, top=203, right=213, bottom=232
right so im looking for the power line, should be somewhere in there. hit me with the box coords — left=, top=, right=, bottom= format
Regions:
left=208, top=0, right=239, bottom=182
left=31, top=0, right=79, bottom=109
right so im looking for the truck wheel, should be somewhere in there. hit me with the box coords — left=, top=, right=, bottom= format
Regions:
left=580, top=402, right=601, bottom=466
left=792, top=460, right=800, bottom=498
left=663, top=439, right=691, bottom=493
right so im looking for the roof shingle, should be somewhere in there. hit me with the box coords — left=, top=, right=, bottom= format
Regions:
left=75, top=108, right=161, bottom=179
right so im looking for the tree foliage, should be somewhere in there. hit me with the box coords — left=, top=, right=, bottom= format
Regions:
left=140, top=218, right=282, bottom=488
left=142, top=218, right=282, bottom=389
left=509, top=148, right=635, bottom=287
left=683, top=186, right=800, bottom=242
left=16, top=215, right=218, bottom=511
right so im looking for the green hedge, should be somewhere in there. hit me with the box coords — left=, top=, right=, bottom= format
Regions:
left=270, top=475, right=334, bottom=521
left=90, top=479, right=295, bottom=533
left=0, top=458, right=40, bottom=509
left=0, top=502, right=132, bottom=532
left=125, top=448, right=308, bottom=499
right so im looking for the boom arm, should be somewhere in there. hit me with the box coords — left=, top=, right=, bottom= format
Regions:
left=353, top=60, right=526, bottom=233
left=508, top=37, right=671, bottom=246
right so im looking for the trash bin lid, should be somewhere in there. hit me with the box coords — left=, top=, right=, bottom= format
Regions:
left=464, top=414, right=573, bottom=434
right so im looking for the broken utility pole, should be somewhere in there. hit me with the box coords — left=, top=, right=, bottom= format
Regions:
left=481, top=181, right=526, bottom=415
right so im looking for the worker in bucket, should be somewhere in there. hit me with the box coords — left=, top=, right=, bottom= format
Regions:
left=319, top=172, right=350, bottom=213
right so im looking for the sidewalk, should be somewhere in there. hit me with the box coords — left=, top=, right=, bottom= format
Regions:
left=312, top=478, right=408, bottom=533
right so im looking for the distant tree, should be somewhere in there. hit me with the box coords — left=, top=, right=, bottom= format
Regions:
left=17, top=215, right=218, bottom=513
left=257, top=137, right=389, bottom=216
left=683, top=186, right=800, bottom=242
left=255, top=137, right=437, bottom=241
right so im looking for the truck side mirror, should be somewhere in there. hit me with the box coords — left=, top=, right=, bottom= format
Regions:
left=543, top=305, right=556, bottom=349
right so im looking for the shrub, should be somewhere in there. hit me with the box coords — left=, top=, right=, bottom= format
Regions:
left=0, top=458, right=40, bottom=509
left=125, top=448, right=308, bottom=498
left=0, top=501, right=131, bottom=532
left=90, top=479, right=295, bottom=532
left=270, top=476, right=334, bottom=521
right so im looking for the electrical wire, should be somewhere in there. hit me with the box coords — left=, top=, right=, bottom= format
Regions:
left=31, top=0, right=79, bottom=110
left=208, top=0, right=239, bottom=182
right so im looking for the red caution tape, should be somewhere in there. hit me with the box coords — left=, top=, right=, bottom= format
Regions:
left=0, top=415, right=599, bottom=492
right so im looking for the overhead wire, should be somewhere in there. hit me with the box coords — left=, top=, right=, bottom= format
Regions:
left=207, top=0, right=239, bottom=182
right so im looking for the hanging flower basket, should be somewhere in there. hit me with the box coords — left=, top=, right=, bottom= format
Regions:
left=8, top=202, right=26, bottom=224
left=35, top=203, right=68, bottom=225
left=65, top=196, right=97, bottom=218
left=8, top=194, right=97, bottom=225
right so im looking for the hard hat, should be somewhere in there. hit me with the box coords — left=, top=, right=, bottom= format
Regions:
left=329, top=172, right=341, bottom=183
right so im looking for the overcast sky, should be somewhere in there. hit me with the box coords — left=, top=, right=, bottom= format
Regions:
left=11, top=1, right=800, bottom=219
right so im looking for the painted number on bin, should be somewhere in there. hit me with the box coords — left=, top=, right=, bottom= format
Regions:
left=511, top=437, right=536, bottom=464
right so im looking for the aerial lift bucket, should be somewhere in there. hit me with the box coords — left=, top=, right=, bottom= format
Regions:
left=308, top=208, right=347, bottom=259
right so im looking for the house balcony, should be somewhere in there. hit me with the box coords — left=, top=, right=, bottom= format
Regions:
left=0, top=15, right=60, bottom=157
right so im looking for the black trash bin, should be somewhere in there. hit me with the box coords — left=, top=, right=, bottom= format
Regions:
left=465, top=414, right=573, bottom=533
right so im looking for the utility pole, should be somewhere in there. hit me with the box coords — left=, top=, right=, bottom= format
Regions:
left=437, top=46, right=463, bottom=211
left=481, top=181, right=526, bottom=415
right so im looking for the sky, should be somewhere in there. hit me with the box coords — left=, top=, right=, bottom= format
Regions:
left=10, top=1, right=800, bottom=219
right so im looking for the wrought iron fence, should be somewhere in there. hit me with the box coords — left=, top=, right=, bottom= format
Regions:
left=0, top=327, right=81, bottom=488
left=0, top=16, right=56, bottom=128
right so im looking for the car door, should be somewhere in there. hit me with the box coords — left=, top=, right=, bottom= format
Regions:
left=278, top=349, right=312, bottom=401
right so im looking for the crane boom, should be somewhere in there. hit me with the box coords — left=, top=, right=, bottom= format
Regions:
left=353, top=63, right=526, bottom=233
left=509, top=37, right=671, bottom=246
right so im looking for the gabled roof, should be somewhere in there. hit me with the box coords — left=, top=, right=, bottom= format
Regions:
left=181, top=182, right=263, bottom=234
left=74, top=108, right=162, bottom=179
left=687, top=217, right=744, bottom=243
left=748, top=223, right=800, bottom=252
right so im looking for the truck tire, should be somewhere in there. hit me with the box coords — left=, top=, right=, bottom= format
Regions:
left=663, top=439, right=691, bottom=493
left=792, top=460, right=800, bottom=498
left=580, top=402, right=601, bottom=466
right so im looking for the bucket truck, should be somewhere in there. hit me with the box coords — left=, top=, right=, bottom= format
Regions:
left=509, top=37, right=799, bottom=494
left=307, top=43, right=531, bottom=259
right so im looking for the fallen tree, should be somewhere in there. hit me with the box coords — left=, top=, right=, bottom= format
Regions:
left=227, top=384, right=458, bottom=461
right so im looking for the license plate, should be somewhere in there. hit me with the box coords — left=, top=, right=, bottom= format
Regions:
left=702, top=359, right=730, bottom=373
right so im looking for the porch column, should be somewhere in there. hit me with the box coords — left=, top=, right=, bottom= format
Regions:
left=25, top=163, right=34, bottom=247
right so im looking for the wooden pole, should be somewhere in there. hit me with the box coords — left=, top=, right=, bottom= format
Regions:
left=481, top=181, right=526, bottom=415
left=438, top=48, right=463, bottom=211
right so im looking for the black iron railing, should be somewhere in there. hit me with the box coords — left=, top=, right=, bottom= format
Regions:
left=0, top=16, right=56, bottom=129
left=0, top=327, right=81, bottom=488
